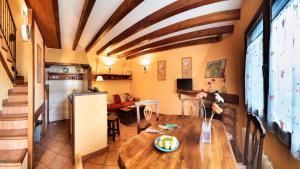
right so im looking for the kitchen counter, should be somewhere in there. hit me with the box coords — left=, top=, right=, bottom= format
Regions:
left=68, top=91, right=108, bottom=160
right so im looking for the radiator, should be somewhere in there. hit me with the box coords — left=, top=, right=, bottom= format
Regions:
left=242, top=127, right=275, bottom=169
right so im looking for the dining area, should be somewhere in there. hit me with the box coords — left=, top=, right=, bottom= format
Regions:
left=116, top=93, right=266, bottom=169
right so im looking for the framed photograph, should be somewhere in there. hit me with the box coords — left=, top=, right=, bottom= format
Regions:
left=157, top=60, right=166, bottom=81
left=205, top=59, right=226, bottom=78
left=182, top=57, right=192, bottom=78
left=37, top=44, right=42, bottom=83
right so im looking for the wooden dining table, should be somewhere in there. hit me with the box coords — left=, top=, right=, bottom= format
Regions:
left=118, top=115, right=237, bottom=169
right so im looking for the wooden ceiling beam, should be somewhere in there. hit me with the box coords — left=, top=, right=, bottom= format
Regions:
left=126, top=36, right=221, bottom=60
left=105, top=9, right=240, bottom=56
left=25, top=0, right=61, bottom=48
left=72, top=0, right=96, bottom=50
left=96, top=0, right=225, bottom=55
left=52, top=0, right=61, bottom=48
left=85, top=0, right=144, bottom=52
left=117, top=25, right=234, bottom=58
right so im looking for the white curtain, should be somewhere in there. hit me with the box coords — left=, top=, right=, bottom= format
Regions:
left=245, top=22, right=264, bottom=119
left=267, top=0, right=300, bottom=160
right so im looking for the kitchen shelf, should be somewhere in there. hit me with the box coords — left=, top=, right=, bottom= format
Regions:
left=94, top=74, right=132, bottom=80
left=48, top=73, right=84, bottom=80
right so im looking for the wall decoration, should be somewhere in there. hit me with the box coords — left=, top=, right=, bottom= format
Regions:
left=205, top=59, right=226, bottom=78
left=157, top=60, right=166, bottom=81
left=37, top=44, right=42, bottom=83
left=182, top=57, right=192, bottom=78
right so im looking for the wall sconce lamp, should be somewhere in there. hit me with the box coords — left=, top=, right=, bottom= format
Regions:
left=140, top=59, right=151, bottom=74
left=106, top=64, right=112, bottom=73
left=142, top=64, right=148, bottom=73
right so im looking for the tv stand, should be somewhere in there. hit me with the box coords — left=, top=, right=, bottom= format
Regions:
left=176, top=90, right=239, bottom=105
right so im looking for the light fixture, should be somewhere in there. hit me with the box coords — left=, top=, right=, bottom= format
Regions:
left=101, top=56, right=117, bottom=73
left=96, top=76, right=104, bottom=82
left=106, top=64, right=112, bottom=73
left=21, top=6, right=30, bottom=41
left=140, top=59, right=151, bottom=73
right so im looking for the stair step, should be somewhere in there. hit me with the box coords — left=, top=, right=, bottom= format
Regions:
left=16, top=76, right=24, bottom=80
left=0, top=115, right=28, bottom=129
left=10, top=87, right=28, bottom=93
left=0, top=129, right=27, bottom=139
left=15, top=81, right=27, bottom=86
left=2, top=105, right=28, bottom=114
left=2, top=102, right=28, bottom=107
left=0, top=149, right=27, bottom=166
left=0, top=129, right=28, bottom=150
left=8, top=95, right=28, bottom=103
left=0, top=114, right=27, bottom=121
left=8, top=91, right=28, bottom=96
left=14, top=84, right=28, bottom=87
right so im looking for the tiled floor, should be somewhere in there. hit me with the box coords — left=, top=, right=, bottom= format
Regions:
left=34, top=119, right=138, bottom=169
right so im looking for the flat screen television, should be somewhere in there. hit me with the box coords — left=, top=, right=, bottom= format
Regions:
left=177, top=79, right=192, bottom=90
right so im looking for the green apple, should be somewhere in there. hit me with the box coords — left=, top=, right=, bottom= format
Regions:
left=163, top=141, right=171, bottom=149
left=170, top=141, right=177, bottom=150
left=158, top=140, right=164, bottom=148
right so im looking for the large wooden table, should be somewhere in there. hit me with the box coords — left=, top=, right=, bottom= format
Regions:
left=118, top=115, right=237, bottom=169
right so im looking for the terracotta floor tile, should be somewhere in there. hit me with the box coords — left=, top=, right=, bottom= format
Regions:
left=63, top=160, right=75, bottom=169
left=84, top=163, right=102, bottom=169
left=35, top=162, right=49, bottom=169
left=108, top=138, right=127, bottom=150
left=48, top=155, right=70, bottom=169
left=53, top=133, right=67, bottom=142
left=60, top=144, right=73, bottom=159
left=86, top=151, right=107, bottom=165
left=102, top=166, right=119, bottom=169
left=104, top=150, right=119, bottom=166
left=49, top=141, right=67, bottom=153
left=39, top=150, right=57, bottom=166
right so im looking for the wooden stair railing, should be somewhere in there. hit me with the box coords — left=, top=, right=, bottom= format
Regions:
left=0, top=0, right=17, bottom=84
left=0, top=50, right=14, bottom=82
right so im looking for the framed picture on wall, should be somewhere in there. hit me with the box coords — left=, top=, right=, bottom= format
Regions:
left=37, top=44, right=42, bottom=83
left=204, top=59, right=226, bottom=78
left=157, top=60, right=166, bottom=81
left=182, top=57, right=192, bottom=78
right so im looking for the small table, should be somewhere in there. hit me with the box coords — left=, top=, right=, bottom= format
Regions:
left=119, top=106, right=145, bottom=125
left=118, top=115, right=237, bottom=169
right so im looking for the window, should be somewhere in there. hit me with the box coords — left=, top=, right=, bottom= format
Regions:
left=267, top=0, right=300, bottom=159
left=245, top=0, right=300, bottom=160
left=245, top=19, right=264, bottom=119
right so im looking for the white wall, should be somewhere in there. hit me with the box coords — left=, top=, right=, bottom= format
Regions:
left=74, top=93, right=107, bottom=156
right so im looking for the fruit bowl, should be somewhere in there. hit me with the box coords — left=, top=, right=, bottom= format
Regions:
left=154, top=135, right=179, bottom=152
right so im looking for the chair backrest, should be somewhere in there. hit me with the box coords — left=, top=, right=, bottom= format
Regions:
left=243, top=113, right=266, bottom=169
left=222, top=104, right=237, bottom=141
left=135, top=100, right=159, bottom=134
left=180, top=98, right=202, bottom=117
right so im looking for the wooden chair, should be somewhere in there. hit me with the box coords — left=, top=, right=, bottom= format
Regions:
left=135, top=100, right=159, bottom=134
left=180, top=98, right=202, bottom=117
left=238, top=113, right=266, bottom=169
left=222, top=104, right=242, bottom=162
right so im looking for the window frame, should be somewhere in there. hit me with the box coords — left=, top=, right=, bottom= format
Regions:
left=244, top=0, right=295, bottom=147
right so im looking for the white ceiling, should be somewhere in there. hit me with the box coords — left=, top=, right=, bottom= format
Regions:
left=58, top=0, right=244, bottom=57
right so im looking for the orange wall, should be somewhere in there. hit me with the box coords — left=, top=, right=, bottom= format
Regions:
left=88, top=55, right=131, bottom=96
left=128, top=0, right=300, bottom=168
left=129, top=45, right=212, bottom=115
left=46, top=48, right=89, bottom=64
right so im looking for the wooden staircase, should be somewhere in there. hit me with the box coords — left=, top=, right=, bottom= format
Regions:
left=0, top=79, right=28, bottom=169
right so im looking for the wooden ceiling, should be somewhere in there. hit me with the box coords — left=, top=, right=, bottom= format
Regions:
left=29, top=0, right=244, bottom=58
left=25, top=0, right=61, bottom=48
